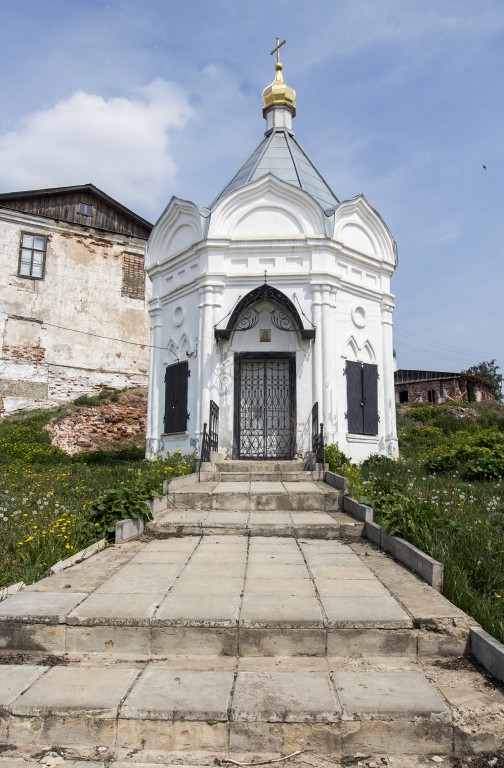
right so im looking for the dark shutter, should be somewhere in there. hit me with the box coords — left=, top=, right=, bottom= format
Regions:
left=362, top=363, right=378, bottom=435
left=346, top=361, right=378, bottom=435
left=346, top=361, right=363, bottom=433
left=164, top=361, right=190, bottom=434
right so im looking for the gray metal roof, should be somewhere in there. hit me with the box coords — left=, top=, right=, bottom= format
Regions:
left=210, top=129, right=339, bottom=211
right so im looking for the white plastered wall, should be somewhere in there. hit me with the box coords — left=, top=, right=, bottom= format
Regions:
left=146, top=179, right=398, bottom=462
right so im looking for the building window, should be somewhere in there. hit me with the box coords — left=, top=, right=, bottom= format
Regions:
left=346, top=361, right=379, bottom=435
left=399, top=390, right=409, bottom=403
left=164, top=361, right=190, bottom=434
left=121, top=252, right=145, bottom=300
left=428, top=388, right=436, bottom=404
left=18, top=233, right=47, bottom=279
left=79, top=202, right=93, bottom=216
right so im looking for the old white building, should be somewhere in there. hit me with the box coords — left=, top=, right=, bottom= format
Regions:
left=0, top=184, right=152, bottom=414
left=146, top=49, right=398, bottom=462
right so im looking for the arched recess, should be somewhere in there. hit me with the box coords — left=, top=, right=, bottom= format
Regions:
left=333, top=194, right=397, bottom=266
left=179, top=332, right=194, bottom=357
left=344, top=335, right=376, bottom=364
left=166, top=336, right=180, bottom=362
left=215, top=283, right=315, bottom=341
left=209, top=174, right=326, bottom=238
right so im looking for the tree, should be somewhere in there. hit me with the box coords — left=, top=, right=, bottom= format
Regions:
left=464, top=359, right=503, bottom=402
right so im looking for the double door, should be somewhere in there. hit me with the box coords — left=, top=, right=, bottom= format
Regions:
left=235, top=354, right=296, bottom=459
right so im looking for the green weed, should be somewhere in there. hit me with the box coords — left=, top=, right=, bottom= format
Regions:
left=0, top=407, right=196, bottom=589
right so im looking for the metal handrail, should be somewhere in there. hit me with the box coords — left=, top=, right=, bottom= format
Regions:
left=311, top=402, right=324, bottom=465
left=198, top=400, right=219, bottom=480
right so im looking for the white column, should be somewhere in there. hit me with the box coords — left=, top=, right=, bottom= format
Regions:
left=198, top=284, right=215, bottom=434
left=210, top=283, right=224, bottom=405
left=381, top=300, right=398, bottom=456
left=311, top=284, right=323, bottom=412
left=146, top=302, right=163, bottom=457
left=321, top=284, right=333, bottom=430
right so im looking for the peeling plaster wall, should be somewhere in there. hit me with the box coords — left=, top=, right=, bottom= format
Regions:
left=0, top=209, right=151, bottom=414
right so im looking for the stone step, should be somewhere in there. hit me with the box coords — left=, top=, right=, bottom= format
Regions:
left=217, top=470, right=314, bottom=481
left=152, top=509, right=363, bottom=539
left=214, top=460, right=307, bottom=472
left=0, top=537, right=471, bottom=660
left=0, top=659, right=455, bottom=759
left=167, top=481, right=342, bottom=512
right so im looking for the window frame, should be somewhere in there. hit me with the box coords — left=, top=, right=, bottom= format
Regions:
left=18, top=231, right=47, bottom=280
left=78, top=202, right=93, bottom=216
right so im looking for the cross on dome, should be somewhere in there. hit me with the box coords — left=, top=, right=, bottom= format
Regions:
left=262, top=35, right=296, bottom=118
left=270, top=36, right=286, bottom=63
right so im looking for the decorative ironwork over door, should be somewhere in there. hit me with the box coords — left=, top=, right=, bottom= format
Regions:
left=235, top=354, right=296, bottom=459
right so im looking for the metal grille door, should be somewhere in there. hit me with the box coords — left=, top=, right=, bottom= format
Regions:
left=236, top=356, right=295, bottom=459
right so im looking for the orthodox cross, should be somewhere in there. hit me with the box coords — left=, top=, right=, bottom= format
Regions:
left=270, top=36, right=286, bottom=62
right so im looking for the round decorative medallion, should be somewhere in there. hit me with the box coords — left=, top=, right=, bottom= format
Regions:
left=351, top=306, right=366, bottom=328
left=173, top=306, right=185, bottom=327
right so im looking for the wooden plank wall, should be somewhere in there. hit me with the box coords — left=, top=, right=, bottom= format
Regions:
left=0, top=191, right=151, bottom=239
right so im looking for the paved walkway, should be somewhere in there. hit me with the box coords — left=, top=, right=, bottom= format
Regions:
left=0, top=467, right=503, bottom=765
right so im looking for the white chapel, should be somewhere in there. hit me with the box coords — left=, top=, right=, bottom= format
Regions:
left=145, top=42, right=398, bottom=463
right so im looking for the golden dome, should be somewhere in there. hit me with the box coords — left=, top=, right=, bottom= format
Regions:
left=262, top=53, right=296, bottom=117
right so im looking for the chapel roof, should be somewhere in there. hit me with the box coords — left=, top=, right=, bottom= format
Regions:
left=210, top=40, right=339, bottom=212
left=210, top=130, right=339, bottom=212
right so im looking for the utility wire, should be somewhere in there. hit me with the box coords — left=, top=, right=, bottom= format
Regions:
left=0, top=309, right=177, bottom=354
left=394, top=328, right=496, bottom=358
left=0, top=308, right=496, bottom=367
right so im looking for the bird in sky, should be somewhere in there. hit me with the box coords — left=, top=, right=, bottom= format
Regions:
left=483, top=165, right=487, bottom=170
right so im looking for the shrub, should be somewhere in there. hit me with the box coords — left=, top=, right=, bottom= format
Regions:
left=88, top=482, right=154, bottom=540
left=424, top=448, right=458, bottom=474
left=72, top=446, right=146, bottom=464
left=361, top=454, right=396, bottom=472
left=409, top=425, right=444, bottom=446
left=324, top=444, right=350, bottom=474
left=0, top=422, right=70, bottom=465
left=74, top=388, right=120, bottom=407
left=424, top=430, right=504, bottom=479
left=408, top=403, right=436, bottom=422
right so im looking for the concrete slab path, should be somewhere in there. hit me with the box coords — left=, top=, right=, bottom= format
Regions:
left=1, top=460, right=503, bottom=765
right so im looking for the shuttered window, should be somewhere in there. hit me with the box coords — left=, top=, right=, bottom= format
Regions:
left=346, top=361, right=379, bottom=435
left=164, top=361, right=190, bottom=434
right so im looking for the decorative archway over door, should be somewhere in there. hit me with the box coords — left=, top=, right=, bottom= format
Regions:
left=215, top=283, right=315, bottom=340
left=234, top=353, right=296, bottom=459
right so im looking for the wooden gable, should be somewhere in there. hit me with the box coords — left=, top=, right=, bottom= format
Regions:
left=0, top=184, right=152, bottom=239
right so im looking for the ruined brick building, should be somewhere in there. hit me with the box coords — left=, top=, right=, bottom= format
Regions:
left=0, top=184, right=152, bottom=414
left=395, top=369, right=495, bottom=404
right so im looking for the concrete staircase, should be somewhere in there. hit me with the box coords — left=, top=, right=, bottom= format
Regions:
left=0, top=459, right=503, bottom=767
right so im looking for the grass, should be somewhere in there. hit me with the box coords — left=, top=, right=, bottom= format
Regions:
left=326, top=401, right=504, bottom=644
left=0, top=405, right=195, bottom=589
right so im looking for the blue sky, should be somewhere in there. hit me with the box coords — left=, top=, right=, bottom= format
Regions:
left=1, top=0, right=503, bottom=374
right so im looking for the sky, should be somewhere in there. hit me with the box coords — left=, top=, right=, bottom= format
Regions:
left=1, top=0, right=503, bottom=375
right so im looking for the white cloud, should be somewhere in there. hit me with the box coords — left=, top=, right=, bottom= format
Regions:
left=0, top=79, right=192, bottom=219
